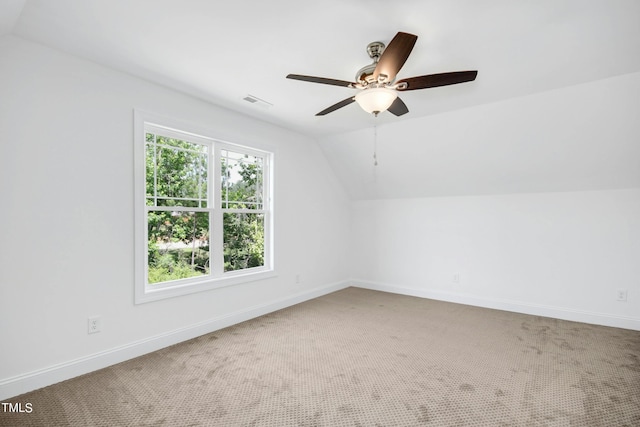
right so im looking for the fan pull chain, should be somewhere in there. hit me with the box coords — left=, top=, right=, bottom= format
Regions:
left=373, top=115, right=378, bottom=167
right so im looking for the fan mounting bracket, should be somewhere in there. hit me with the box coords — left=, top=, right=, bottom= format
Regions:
left=366, top=41, right=386, bottom=60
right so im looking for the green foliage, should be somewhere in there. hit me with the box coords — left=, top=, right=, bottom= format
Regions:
left=146, top=136, right=265, bottom=284
left=147, top=249, right=209, bottom=284
left=222, top=152, right=265, bottom=272
left=146, top=134, right=208, bottom=207
left=223, top=213, right=264, bottom=272
left=221, top=155, right=263, bottom=209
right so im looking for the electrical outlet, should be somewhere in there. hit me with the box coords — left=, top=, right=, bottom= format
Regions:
left=295, top=274, right=301, bottom=284
left=88, top=316, right=101, bottom=334
left=616, top=289, right=628, bottom=302
left=453, top=273, right=461, bottom=284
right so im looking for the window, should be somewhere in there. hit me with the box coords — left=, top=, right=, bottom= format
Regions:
left=134, top=111, right=273, bottom=303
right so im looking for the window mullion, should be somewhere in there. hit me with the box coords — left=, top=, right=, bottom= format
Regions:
left=212, top=144, right=224, bottom=278
left=146, top=206, right=211, bottom=213
left=153, top=134, right=158, bottom=207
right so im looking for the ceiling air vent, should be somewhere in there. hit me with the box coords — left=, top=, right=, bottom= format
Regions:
left=242, top=94, right=273, bottom=109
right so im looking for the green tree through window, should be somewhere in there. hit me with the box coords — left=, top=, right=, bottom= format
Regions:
left=146, top=133, right=210, bottom=283
left=144, top=129, right=270, bottom=286
left=221, top=150, right=265, bottom=271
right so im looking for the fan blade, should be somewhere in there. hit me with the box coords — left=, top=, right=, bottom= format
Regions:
left=396, top=71, right=478, bottom=91
left=316, top=97, right=356, bottom=116
left=387, top=97, right=409, bottom=116
left=287, top=74, right=355, bottom=88
left=373, top=32, right=417, bottom=83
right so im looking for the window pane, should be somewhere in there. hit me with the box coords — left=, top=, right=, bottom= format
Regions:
left=223, top=212, right=265, bottom=272
left=221, top=150, right=263, bottom=209
left=146, top=134, right=208, bottom=208
left=147, top=210, right=210, bottom=284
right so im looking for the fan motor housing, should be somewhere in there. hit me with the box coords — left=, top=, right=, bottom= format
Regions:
left=356, top=63, right=377, bottom=84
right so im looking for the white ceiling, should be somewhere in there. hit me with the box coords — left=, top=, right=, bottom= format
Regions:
left=5, top=0, right=640, bottom=137
left=3, top=0, right=640, bottom=199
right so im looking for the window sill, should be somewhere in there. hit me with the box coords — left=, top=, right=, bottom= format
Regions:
left=135, top=269, right=277, bottom=304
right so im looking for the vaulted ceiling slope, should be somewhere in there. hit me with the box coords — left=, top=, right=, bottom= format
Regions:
left=3, top=1, right=640, bottom=198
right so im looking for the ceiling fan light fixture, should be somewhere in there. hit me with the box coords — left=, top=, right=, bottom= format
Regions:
left=286, top=32, right=477, bottom=117
left=355, top=87, right=397, bottom=114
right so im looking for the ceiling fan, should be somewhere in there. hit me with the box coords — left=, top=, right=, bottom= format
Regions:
left=286, top=31, right=478, bottom=117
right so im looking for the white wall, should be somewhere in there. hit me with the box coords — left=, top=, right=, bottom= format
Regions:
left=0, top=36, right=351, bottom=398
left=351, top=189, right=640, bottom=330
left=335, top=69, right=640, bottom=331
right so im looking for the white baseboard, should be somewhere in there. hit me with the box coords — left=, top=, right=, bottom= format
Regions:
left=0, top=281, right=350, bottom=400
left=352, top=280, right=640, bottom=331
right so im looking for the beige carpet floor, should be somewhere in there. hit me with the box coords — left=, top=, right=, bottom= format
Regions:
left=2, top=287, right=639, bottom=426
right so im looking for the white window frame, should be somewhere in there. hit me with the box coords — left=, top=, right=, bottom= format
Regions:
left=134, top=110, right=275, bottom=304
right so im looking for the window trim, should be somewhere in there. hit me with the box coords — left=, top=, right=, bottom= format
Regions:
left=134, top=110, right=275, bottom=304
